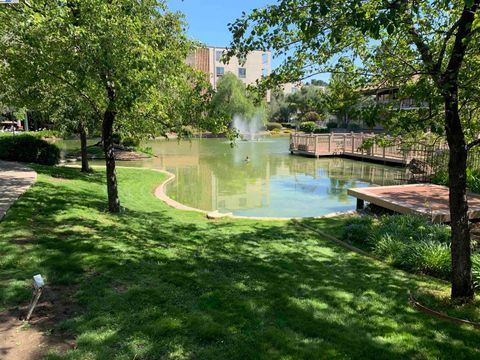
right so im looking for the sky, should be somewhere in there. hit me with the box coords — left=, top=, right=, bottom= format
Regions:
left=167, top=0, right=330, bottom=82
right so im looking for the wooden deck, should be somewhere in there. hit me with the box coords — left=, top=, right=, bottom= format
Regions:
left=348, top=184, right=480, bottom=223
left=289, top=133, right=444, bottom=165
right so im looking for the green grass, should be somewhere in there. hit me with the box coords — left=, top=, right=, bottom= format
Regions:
left=1, top=166, right=480, bottom=359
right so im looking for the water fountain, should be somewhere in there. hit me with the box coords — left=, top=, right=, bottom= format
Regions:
left=232, top=113, right=264, bottom=141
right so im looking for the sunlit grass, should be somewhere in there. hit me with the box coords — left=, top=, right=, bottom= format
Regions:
left=0, top=166, right=479, bottom=359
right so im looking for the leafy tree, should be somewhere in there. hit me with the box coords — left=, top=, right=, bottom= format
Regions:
left=0, top=0, right=226, bottom=212
left=269, top=88, right=295, bottom=122
left=211, top=72, right=256, bottom=121
left=286, top=85, right=327, bottom=118
left=228, top=0, right=480, bottom=301
left=326, top=58, right=363, bottom=128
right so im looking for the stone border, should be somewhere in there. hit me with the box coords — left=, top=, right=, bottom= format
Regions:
left=151, top=167, right=356, bottom=221
left=68, top=164, right=356, bottom=221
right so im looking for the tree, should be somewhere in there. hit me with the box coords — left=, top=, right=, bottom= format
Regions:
left=326, top=58, right=363, bottom=128
left=286, top=85, right=327, bottom=118
left=227, top=0, right=480, bottom=301
left=1, top=0, right=226, bottom=212
left=211, top=72, right=256, bottom=121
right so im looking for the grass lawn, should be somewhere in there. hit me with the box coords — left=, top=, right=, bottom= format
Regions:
left=1, top=166, right=479, bottom=359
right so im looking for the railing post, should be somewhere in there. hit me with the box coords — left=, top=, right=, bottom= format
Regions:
left=329, top=133, right=333, bottom=153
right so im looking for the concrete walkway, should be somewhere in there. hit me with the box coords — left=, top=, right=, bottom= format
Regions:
left=0, top=160, right=37, bottom=221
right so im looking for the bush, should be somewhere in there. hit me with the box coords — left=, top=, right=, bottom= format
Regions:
left=347, top=123, right=361, bottom=131
left=472, top=254, right=480, bottom=290
left=341, top=216, right=374, bottom=245
left=0, top=134, right=60, bottom=165
left=281, top=122, right=296, bottom=129
left=122, top=136, right=140, bottom=147
left=266, top=122, right=282, bottom=131
left=411, top=241, right=451, bottom=278
left=370, top=215, right=451, bottom=277
left=326, top=121, right=338, bottom=130
left=303, top=111, right=321, bottom=123
left=313, top=127, right=329, bottom=134
left=299, top=121, right=316, bottom=133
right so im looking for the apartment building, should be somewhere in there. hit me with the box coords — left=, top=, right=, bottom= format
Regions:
left=187, top=46, right=272, bottom=101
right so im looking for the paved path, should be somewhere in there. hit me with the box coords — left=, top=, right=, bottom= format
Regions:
left=0, top=160, right=37, bottom=221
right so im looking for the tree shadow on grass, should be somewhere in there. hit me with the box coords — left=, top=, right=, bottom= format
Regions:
left=1, top=167, right=479, bottom=359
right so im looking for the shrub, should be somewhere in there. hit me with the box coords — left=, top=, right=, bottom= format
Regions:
left=326, top=121, right=338, bottom=130
left=472, top=254, right=480, bottom=290
left=0, top=134, right=60, bottom=165
left=347, top=123, right=361, bottom=131
left=281, top=122, right=295, bottom=129
left=266, top=122, right=282, bottom=131
left=299, top=121, right=316, bottom=133
left=303, top=111, right=321, bottom=123
left=411, top=241, right=451, bottom=278
left=313, top=127, right=329, bottom=134
left=367, top=215, right=452, bottom=279
left=122, top=136, right=140, bottom=148
left=373, top=234, right=409, bottom=266
left=341, top=216, right=374, bottom=245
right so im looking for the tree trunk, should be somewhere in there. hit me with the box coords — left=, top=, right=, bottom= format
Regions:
left=79, top=123, right=90, bottom=173
left=444, top=94, right=474, bottom=301
left=103, top=107, right=120, bottom=213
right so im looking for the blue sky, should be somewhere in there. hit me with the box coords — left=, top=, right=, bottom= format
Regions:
left=167, top=0, right=330, bottom=82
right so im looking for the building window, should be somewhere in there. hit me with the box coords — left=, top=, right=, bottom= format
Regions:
left=216, top=50, right=223, bottom=62
left=216, top=67, right=224, bottom=77
left=238, top=68, right=246, bottom=78
left=262, top=68, right=268, bottom=77
left=262, top=53, right=268, bottom=64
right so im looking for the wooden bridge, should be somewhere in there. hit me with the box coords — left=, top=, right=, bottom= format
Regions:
left=289, top=133, right=441, bottom=165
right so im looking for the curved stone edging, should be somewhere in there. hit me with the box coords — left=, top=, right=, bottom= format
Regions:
left=151, top=168, right=356, bottom=221
left=0, top=160, right=37, bottom=221
left=73, top=164, right=356, bottom=221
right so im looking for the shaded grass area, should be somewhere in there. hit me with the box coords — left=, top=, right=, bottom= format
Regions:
left=1, top=166, right=480, bottom=359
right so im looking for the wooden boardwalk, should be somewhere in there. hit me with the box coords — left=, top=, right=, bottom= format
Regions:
left=289, top=133, right=441, bottom=165
left=348, top=184, right=480, bottom=223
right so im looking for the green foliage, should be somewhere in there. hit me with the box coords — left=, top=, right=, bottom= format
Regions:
left=473, top=255, right=480, bottom=290
left=432, top=168, right=480, bottom=194
left=299, top=121, right=316, bottom=133
left=303, top=111, right=321, bottom=123
left=121, top=136, right=140, bottom=148
left=211, top=73, right=256, bottom=121
left=0, top=134, right=60, bottom=165
left=266, top=122, right=282, bottom=131
left=326, top=121, right=338, bottom=130
left=341, top=216, right=374, bottom=245
left=347, top=123, right=361, bottom=131
left=313, top=127, right=329, bottom=134
left=343, top=215, right=453, bottom=279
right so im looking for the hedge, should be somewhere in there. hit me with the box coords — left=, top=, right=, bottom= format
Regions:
left=0, top=134, right=60, bottom=165
left=266, top=122, right=282, bottom=131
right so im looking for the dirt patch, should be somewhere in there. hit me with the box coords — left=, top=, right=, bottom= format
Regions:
left=0, top=285, right=78, bottom=360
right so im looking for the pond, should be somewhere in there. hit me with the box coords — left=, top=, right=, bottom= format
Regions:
left=59, top=136, right=405, bottom=218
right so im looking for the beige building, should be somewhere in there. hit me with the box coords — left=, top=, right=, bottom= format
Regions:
left=187, top=46, right=272, bottom=101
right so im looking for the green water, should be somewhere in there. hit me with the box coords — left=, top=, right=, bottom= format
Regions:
left=58, top=137, right=405, bottom=217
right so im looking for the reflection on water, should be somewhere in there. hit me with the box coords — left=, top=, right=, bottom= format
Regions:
left=61, top=137, right=405, bottom=217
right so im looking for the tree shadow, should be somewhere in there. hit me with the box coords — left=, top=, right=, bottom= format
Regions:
left=1, top=167, right=479, bottom=359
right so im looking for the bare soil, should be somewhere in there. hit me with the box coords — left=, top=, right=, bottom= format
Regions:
left=0, top=286, right=77, bottom=360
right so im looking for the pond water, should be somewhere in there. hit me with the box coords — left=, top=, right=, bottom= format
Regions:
left=59, top=137, right=405, bottom=218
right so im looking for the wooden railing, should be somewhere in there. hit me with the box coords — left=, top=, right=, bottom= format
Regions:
left=289, top=133, right=448, bottom=165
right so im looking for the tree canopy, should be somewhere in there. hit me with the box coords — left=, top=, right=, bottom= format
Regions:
left=227, top=0, right=480, bottom=301
left=0, top=0, right=228, bottom=211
